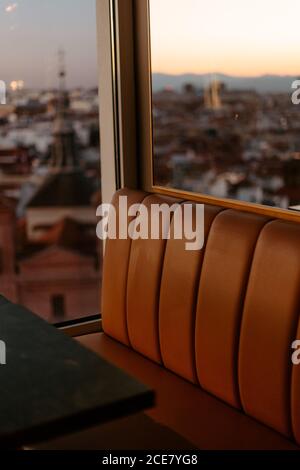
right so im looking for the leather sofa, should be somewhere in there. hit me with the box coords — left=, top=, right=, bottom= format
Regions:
left=41, top=188, right=300, bottom=449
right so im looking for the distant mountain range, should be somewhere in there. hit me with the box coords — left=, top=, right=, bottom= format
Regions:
left=152, top=73, right=300, bottom=94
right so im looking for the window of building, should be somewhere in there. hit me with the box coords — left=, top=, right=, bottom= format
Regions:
left=0, top=0, right=103, bottom=324
left=51, top=294, right=65, bottom=319
left=148, top=0, right=300, bottom=212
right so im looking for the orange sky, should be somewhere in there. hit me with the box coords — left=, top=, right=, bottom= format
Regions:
left=150, top=0, right=300, bottom=76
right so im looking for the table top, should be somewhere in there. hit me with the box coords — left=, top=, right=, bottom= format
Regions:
left=0, top=296, right=154, bottom=448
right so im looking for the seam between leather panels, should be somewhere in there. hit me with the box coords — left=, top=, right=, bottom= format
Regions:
left=234, top=217, right=274, bottom=408
left=291, top=313, right=300, bottom=443
left=194, top=208, right=231, bottom=391
left=190, top=207, right=226, bottom=385
left=125, top=194, right=150, bottom=349
left=278, top=222, right=300, bottom=439
left=156, top=199, right=186, bottom=365
left=280, top=232, right=300, bottom=439
left=158, top=200, right=200, bottom=372
left=194, top=209, right=272, bottom=408
left=192, top=207, right=226, bottom=387
left=237, top=218, right=300, bottom=439
left=289, top=285, right=300, bottom=441
left=126, top=194, right=183, bottom=363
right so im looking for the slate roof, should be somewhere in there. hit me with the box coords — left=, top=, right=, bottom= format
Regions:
left=27, top=170, right=94, bottom=208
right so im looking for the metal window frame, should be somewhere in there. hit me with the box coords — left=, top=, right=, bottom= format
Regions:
left=99, top=0, right=138, bottom=206
left=57, top=315, right=103, bottom=337
left=60, top=0, right=138, bottom=336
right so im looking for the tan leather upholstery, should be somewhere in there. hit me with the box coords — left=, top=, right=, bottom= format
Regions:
left=127, top=194, right=182, bottom=363
left=239, top=220, right=300, bottom=438
left=101, top=188, right=147, bottom=345
left=292, top=320, right=300, bottom=444
left=100, top=188, right=300, bottom=449
left=159, top=203, right=222, bottom=382
left=196, top=210, right=270, bottom=407
left=76, top=333, right=298, bottom=450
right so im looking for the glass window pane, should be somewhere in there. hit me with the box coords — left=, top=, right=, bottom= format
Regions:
left=149, top=0, right=300, bottom=210
left=0, top=0, right=102, bottom=323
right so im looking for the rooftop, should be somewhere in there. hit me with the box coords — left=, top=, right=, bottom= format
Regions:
left=27, top=170, right=94, bottom=208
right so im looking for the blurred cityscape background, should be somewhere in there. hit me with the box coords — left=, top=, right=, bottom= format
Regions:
left=0, top=63, right=101, bottom=322
left=150, top=0, right=300, bottom=210
left=0, top=0, right=101, bottom=322
left=152, top=74, right=300, bottom=209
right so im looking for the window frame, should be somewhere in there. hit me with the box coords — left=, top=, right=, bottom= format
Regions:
left=99, top=0, right=139, bottom=205
left=133, top=0, right=300, bottom=223
left=58, top=0, right=118, bottom=334
left=55, top=315, right=102, bottom=337
left=59, top=0, right=137, bottom=334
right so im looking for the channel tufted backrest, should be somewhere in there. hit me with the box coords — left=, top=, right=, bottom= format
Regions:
left=101, top=188, right=300, bottom=445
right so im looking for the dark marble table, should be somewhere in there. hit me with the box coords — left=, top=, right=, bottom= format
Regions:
left=0, top=296, right=154, bottom=448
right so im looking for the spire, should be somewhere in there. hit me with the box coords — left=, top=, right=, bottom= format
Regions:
left=204, top=74, right=222, bottom=110
left=27, top=50, right=93, bottom=213
left=57, top=48, right=69, bottom=114
left=50, top=49, right=79, bottom=170
left=58, top=48, right=66, bottom=93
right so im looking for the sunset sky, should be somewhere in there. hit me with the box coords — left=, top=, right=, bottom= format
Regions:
left=150, top=0, right=300, bottom=77
left=1, top=0, right=300, bottom=90
left=0, top=0, right=98, bottom=88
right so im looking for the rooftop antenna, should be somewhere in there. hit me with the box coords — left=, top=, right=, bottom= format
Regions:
left=51, top=47, right=77, bottom=168
left=57, top=48, right=67, bottom=114
left=58, top=48, right=66, bottom=93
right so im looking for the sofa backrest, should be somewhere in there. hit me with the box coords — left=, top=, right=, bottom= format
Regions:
left=102, top=188, right=300, bottom=445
